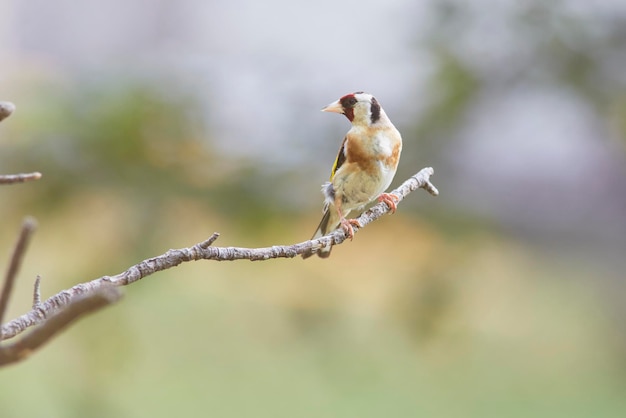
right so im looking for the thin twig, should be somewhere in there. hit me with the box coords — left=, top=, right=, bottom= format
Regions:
left=198, top=232, right=221, bottom=249
left=0, top=172, right=43, bottom=185
left=0, top=167, right=438, bottom=341
left=0, top=218, right=37, bottom=339
left=0, top=287, right=122, bottom=366
left=32, top=275, right=42, bottom=309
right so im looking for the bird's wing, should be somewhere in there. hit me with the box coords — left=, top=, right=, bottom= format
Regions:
left=330, top=136, right=348, bottom=181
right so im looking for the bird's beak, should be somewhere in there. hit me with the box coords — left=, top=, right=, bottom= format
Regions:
left=321, top=100, right=343, bottom=114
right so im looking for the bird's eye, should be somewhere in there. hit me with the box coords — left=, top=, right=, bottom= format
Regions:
left=340, top=95, right=359, bottom=109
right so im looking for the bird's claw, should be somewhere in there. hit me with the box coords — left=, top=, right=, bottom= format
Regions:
left=378, top=193, right=399, bottom=214
left=340, top=218, right=361, bottom=240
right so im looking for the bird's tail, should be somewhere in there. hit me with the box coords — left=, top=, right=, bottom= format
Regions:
left=302, top=209, right=337, bottom=259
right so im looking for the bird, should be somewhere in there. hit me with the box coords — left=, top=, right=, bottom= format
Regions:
left=302, top=92, right=402, bottom=259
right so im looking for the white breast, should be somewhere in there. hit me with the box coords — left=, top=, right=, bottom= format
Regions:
left=377, top=161, right=396, bottom=195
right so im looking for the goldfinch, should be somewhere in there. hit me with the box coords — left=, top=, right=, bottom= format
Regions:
left=302, top=92, right=402, bottom=259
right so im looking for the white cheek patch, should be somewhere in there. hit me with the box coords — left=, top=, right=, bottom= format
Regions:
left=352, top=93, right=375, bottom=124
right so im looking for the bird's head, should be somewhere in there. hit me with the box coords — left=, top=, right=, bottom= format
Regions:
left=321, top=92, right=384, bottom=126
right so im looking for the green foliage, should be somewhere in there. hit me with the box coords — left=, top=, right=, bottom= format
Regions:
left=2, top=82, right=211, bottom=206
left=1, top=79, right=299, bottom=248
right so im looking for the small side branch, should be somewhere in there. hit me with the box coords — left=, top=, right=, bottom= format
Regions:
left=0, top=218, right=37, bottom=338
left=1, top=167, right=438, bottom=341
left=32, top=275, right=42, bottom=309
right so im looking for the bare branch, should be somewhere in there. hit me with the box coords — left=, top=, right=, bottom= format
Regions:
left=0, top=218, right=37, bottom=338
left=0, top=172, right=43, bottom=185
left=0, top=167, right=438, bottom=341
left=0, top=287, right=122, bottom=366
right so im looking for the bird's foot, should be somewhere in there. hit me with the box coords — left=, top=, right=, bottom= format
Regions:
left=378, top=193, right=399, bottom=213
left=340, top=218, right=361, bottom=240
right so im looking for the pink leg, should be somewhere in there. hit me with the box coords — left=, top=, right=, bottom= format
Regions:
left=339, top=217, right=361, bottom=240
left=378, top=193, right=399, bottom=213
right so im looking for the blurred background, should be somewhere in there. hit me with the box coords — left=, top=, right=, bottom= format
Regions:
left=1, top=0, right=626, bottom=416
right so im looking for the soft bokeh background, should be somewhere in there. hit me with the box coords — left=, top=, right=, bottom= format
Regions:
left=1, top=0, right=626, bottom=416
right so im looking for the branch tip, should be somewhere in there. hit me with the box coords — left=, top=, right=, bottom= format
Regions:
left=424, top=181, right=439, bottom=196
left=0, top=172, right=43, bottom=185
left=198, top=232, right=220, bottom=249
left=23, top=216, right=38, bottom=231
left=0, top=101, right=16, bottom=122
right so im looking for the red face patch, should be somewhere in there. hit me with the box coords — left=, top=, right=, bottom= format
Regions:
left=339, top=94, right=358, bottom=122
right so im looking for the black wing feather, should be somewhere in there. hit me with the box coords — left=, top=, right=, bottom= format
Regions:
left=330, top=137, right=347, bottom=180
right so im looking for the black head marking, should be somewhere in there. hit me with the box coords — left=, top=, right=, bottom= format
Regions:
left=370, top=96, right=380, bottom=124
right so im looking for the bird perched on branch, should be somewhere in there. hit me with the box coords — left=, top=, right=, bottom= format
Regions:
left=302, top=92, right=402, bottom=259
